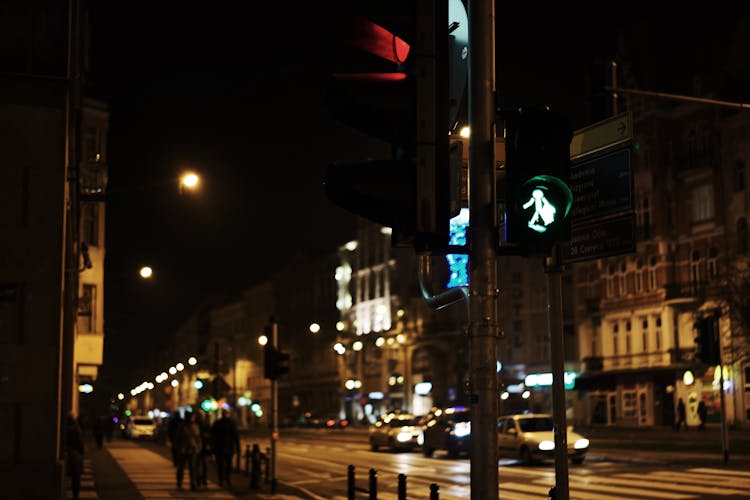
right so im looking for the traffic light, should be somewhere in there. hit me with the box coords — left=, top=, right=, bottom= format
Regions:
left=694, top=314, right=720, bottom=365
left=503, top=107, right=573, bottom=255
left=324, top=0, right=468, bottom=252
left=264, top=345, right=290, bottom=380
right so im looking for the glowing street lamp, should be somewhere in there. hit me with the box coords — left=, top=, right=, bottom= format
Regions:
left=309, top=323, right=321, bottom=334
left=179, top=171, right=200, bottom=192
left=258, top=335, right=268, bottom=346
left=139, top=266, right=153, bottom=279
left=188, top=356, right=197, bottom=366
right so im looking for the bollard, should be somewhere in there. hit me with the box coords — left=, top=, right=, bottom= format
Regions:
left=347, top=465, right=355, bottom=500
left=398, top=473, right=407, bottom=500
left=250, top=444, right=262, bottom=489
left=430, top=483, right=439, bottom=500
left=265, top=447, right=271, bottom=484
left=369, top=468, right=377, bottom=500
left=244, top=444, right=250, bottom=476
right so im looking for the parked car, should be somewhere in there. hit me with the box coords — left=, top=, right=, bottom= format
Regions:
left=420, top=406, right=471, bottom=458
left=369, top=413, right=421, bottom=451
left=128, top=416, right=157, bottom=441
left=497, top=413, right=590, bottom=465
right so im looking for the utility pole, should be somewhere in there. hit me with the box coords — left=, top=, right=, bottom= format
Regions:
left=270, top=318, right=279, bottom=494
left=468, top=1, right=498, bottom=499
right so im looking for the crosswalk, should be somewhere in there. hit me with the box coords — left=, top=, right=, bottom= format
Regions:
left=495, top=465, right=750, bottom=500
left=107, top=440, right=236, bottom=499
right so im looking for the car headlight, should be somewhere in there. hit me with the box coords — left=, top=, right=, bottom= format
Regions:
left=453, top=422, right=471, bottom=438
left=538, top=440, right=555, bottom=451
left=417, top=432, right=424, bottom=446
left=397, top=432, right=413, bottom=443
left=574, top=438, right=590, bottom=450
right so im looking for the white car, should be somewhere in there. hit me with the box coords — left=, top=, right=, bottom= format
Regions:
left=498, top=413, right=589, bottom=465
left=369, top=413, right=421, bottom=451
left=129, top=416, right=157, bottom=440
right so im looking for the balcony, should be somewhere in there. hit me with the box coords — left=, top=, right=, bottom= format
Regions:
left=664, top=280, right=725, bottom=304
left=79, top=161, right=108, bottom=200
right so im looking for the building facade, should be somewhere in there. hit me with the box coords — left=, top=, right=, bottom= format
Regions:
left=575, top=98, right=750, bottom=427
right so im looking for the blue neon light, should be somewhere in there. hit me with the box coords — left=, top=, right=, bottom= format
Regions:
left=446, top=208, right=469, bottom=288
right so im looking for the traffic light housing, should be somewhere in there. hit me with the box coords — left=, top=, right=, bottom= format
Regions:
left=264, top=345, right=290, bottom=380
left=325, top=0, right=468, bottom=252
left=503, top=107, right=573, bottom=255
left=694, top=314, right=720, bottom=365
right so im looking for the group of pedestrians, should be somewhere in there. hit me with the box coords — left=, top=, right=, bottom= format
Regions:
left=168, top=408, right=240, bottom=491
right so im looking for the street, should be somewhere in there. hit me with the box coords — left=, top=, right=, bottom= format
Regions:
left=71, top=427, right=750, bottom=499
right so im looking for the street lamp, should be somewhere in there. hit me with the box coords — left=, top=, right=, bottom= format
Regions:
left=179, top=171, right=200, bottom=193
left=139, top=266, right=153, bottom=279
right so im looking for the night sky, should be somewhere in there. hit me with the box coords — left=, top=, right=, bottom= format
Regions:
left=87, top=6, right=749, bottom=394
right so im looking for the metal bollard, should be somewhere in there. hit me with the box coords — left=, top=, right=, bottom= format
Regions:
left=430, top=483, right=439, bottom=500
left=347, top=464, right=355, bottom=500
left=265, top=447, right=271, bottom=484
left=369, top=468, right=377, bottom=500
left=398, top=473, right=407, bottom=500
left=244, top=444, right=250, bottom=476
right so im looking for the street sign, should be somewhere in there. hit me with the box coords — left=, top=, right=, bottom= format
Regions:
left=570, top=112, right=631, bottom=159
left=562, top=214, right=636, bottom=264
left=569, top=148, right=632, bottom=224
left=562, top=112, right=635, bottom=264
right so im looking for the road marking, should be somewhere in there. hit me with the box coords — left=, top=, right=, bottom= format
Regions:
left=616, top=473, right=746, bottom=495
left=566, top=475, right=694, bottom=499
left=689, top=467, right=750, bottom=478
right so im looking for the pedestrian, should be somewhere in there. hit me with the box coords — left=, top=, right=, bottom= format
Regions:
left=211, top=408, right=240, bottom=487
left=675, top=398, right=687, bottom=430
left=174, top=411, right=202, bottom=491
left=195, top=411, right=211, bottom=488
left=93, top=416, right=104, bottom=450
left=698, top=400, right=707, bottom=430
left=64, top=413, right=85, bottom=500
left=167, top=413, right=183, bottom=466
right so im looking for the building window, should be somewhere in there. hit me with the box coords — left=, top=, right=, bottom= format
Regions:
left=648, top=256, right=658, bottom=290
left=708, top=247, right=719, bottom=280
left=691, top=250, right=702, bottom=293
left=735, top=160, right=746, bottom=192
left=637, top=194, right=651, bottom=239
left=81, top=202, right=99, bottom=247
left=692, top=184, right=714, bottom=222
left=655, top=327, right=662, bottom=350
left=77, top=284, right=95, bottom=333
left=635, top=260, right=644, bottom=293
left=606, top=264, right=616, bottom=298
left=738, top=218, right=748, bottom=254
left=618, top=262, right=627, bottom=296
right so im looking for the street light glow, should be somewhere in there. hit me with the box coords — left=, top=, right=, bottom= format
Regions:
left=176, top=362, right=185, bottom=371
left=180, top=171, right=200, bottom=190
left=139, top=266, right=153, bottom=279
left=258, top=335, right=268, bottom=346
left=309, top=323, right=321, bottom=334
left=188, top=356, right=197, bottom=365
left=352, top=341, right=363, bottom=351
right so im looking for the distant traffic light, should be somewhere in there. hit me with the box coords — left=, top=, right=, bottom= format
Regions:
left=264, top=345, right=290, bottom=380
left=503, top=107, right=573, bottom=255
left=694, top=313, right=720, bottom=365
left=325, top=0, right=469, bottom=252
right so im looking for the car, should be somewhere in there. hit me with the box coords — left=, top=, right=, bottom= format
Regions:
left=128, top=416, right=157, bottom=440
left=369, top=413, right=421, bottom=451
left=497, top=413, right=590, bottom=465
left=419, top=406, right=471, bottom=458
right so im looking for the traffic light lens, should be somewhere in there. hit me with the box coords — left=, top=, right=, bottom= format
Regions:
left=519, top=175, right=573, bottom=234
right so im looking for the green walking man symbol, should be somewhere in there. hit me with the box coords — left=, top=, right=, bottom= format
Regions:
left=522, top=188, right=556, bottom=233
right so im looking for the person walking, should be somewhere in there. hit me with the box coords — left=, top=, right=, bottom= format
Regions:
left=211, top=409, right=240, bottom=487
left=64, top=413, right=85, bottom=500
left=698, top=400, right=707, bottom=430
left=174, top=411, right=202, bottom=491
left=195, top=411, right=211, bottom=488
left=167, top=413, right=183, bottom=466
left=675, top=397, right=687, bottom=430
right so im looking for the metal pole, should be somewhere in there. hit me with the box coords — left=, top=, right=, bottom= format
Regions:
left=716, top=312, right=730, bottom=463
left=271, top=320, right=279, bottom=493
left=610, top=61, right=618, bottom=116
left=546, top=245, right=570, bottom=500
left=468, top=1, right=498, bottom=499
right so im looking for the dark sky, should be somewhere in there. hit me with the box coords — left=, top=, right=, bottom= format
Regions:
left=87, top=6, right=749, bottom=392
